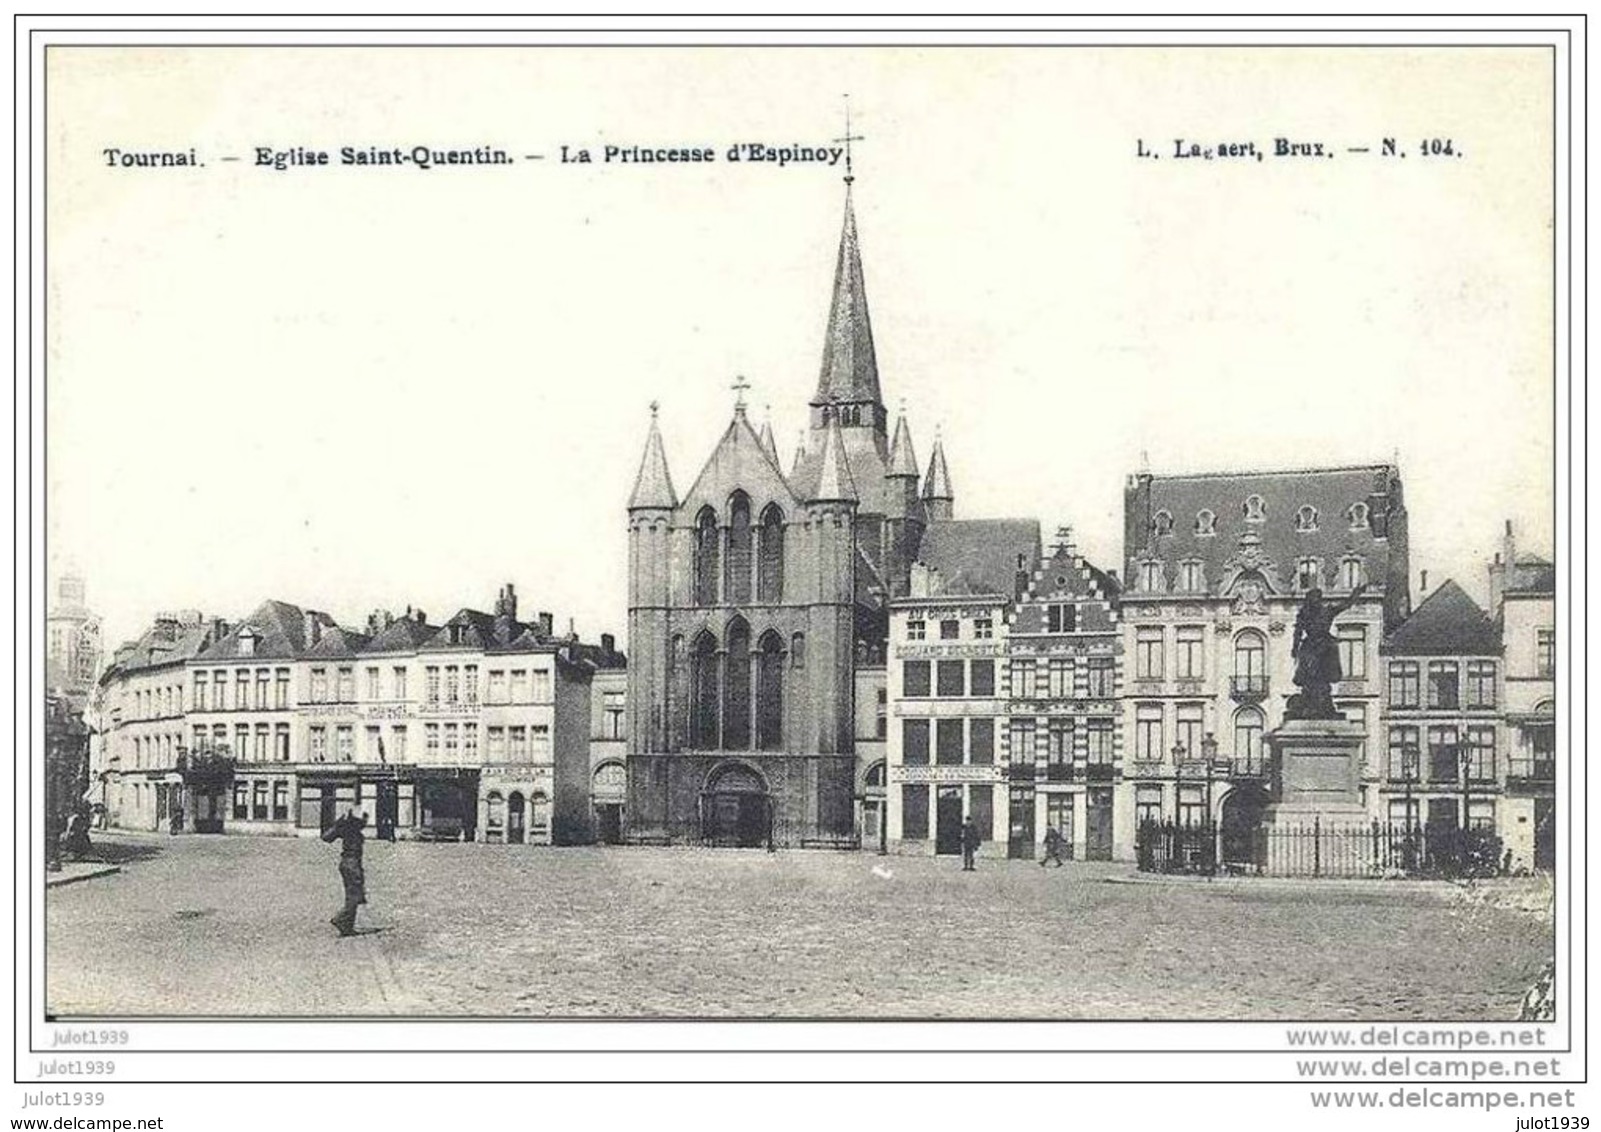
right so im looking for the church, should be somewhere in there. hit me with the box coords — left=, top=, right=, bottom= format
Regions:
left=624, top=180, right=1003, bottom=848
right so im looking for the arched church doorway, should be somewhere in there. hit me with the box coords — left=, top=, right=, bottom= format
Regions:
left=1219, top=783, right=1269, bottom=871
left=701, top=763, right=770, bottom=848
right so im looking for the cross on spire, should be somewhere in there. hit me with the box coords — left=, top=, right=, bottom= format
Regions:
left=834, top=94, right=864, bottom=185
left=732, top=375, right=751, bottom=410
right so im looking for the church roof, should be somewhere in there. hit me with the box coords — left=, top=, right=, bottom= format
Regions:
left=1380, top=579, right=1502, bottom=656
left=915, top=519, right=1041, bottom=597
left=790, top=432, right=808, bottom=477
left=627, top=410, right=678, bottom=511
left=887, top=411, right=919, bottom=478
left=922, top=437, right=954, bottom=501
left=813, top=189, right=882, bottom=409
left=808, top=415, right=859, bottom=503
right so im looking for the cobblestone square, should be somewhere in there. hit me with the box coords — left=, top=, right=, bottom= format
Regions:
left=46, top=834, right=1551, bottom=1019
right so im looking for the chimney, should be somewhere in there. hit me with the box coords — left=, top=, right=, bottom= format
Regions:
left=601, top=632, right=616, bottom=657
left=414, top=609, right=427, bottom=626
left=303, top=611, right=323, bottom=646
left=495, top=583, right=518, bottom=621
left=538, top=611, right=553, bottom=639
left=151, top=616, right=178, bottom=643
left=211, top=618, right=230, bottom=642
left=1419, top=570, right=1429, bottom=600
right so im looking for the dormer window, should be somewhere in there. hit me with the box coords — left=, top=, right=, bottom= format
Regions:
left=1243, top=495, right=1266, bottom=523
left=1296, top=557, right=1322, bottom=591
left=1348, top=502, right=1370, bottom=530
left=1296, top=505, right=1319, bottom=533
left=1139, top=560, right=1165, bottom=593
left=237, top=628, right=256, bottom=658
left=1152, top=510, right=1174, bottom=537
left=1178, top=560, right=1205, bottom=593
left=1195, top=509, right=1217, bottom=537
left=1341, top=557, right=1364, bottom=590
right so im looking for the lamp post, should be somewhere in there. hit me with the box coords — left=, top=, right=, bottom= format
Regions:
left=1459, top=741, right=1473, bottom=875
left=1172, top=740, right=1188, bottom=872
left=1201, top=731, right=1220, bottom=875
left=1402, top=742, right=1418, bottom=872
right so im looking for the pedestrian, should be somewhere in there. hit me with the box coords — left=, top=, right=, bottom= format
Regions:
left=1040, top=825, right=1067, bottom=868
left=64, top=809, right=95, bottom=861
left=321, top=810, right=369, bottom=937
left=960, top=816, right=981, bottom=872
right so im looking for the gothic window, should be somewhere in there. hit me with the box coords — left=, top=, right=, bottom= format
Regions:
left=723, top=618, right=751, bottom=749
left=1152, top=510, right=1174, bottom=537
left=690, top=631, right=719, bottom=749
left=790, top=632, right=806, bottom=671
left=757, top=504, right=785, bottom=602
left=726, top=492, right=753, bottom=604
left=694, top=507, right=720, bottom=606
left=1195, top=509, right=1217, bottom=536
left=756, top=631, right=785, bottom=751
left=1296, top=505, right=1318, bottom=532
left=1243, top=494, right=1266, bottom=523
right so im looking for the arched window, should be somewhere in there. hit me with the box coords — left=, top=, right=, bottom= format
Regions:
left=726, top=492, right=753, bottom=604
left=1348, top=501, right=1370, bottom=530
left=694, top=507, right=720, bottom=606
left=1296, top=505, right=1318, bottom=532
left=865, top=761, right=886, bottom=789
left=723, top=618, right=752, bottom=750
left=1234, top=706, right=1265, bottom=768
left=756, top=631, right=785, bottom=750
left=1152, top=510, right=1174, bottom=536
left=1341, top=557, right=1364, bottom=590
left=757, top=504, right=785, bottom=602
left=790, top=632, right=806, bottom=671
left=1234, top=630, right=1267, bottom=685
left=1243, top=494, right=1266, bottom=522
left=1195, top=509, right=1217, bottom=536
left=690, top=631, right=719, bottom=749
left=1296, top=557, right=1321, bottom=591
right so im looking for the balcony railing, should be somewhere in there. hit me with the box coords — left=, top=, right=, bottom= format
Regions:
left=1231, top=674, right=1270, bottom=703
left=1227, top=754, right=1269, bottom=778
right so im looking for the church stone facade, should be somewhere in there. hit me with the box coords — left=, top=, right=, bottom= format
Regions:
left=624, top=186, right=963, bottom=848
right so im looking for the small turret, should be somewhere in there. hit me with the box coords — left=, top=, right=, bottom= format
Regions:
left=809, top=413, right=859, bottom=505
left=627, top=402, right=678, bottom=511
left=922, top=433, right=954, bottom=521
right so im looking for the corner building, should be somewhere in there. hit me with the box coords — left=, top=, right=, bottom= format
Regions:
left=625, top=185, right=963, bottom=848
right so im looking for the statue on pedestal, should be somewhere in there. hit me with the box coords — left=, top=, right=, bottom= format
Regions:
left=1286, top=583, right=1368, bottom=720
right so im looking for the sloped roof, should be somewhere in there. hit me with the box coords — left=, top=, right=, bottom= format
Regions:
left=887, top=412, right=919, bottom=479
left=915, top=519, right=1042, bottom=597
left=757, top=419, right=782, bottom=469
left=304, top=625, right=372, bottom=659
left=1506, top=554, right=1555, bottom=596
left=1381, top=579, right=1501, bottom=656
left=102, top=617, right=219, bottom=678
left=680, top=409, right=801, bottom=516
left=421, top=609, right=557, bottom=654
left=1128, top=465, right=1402, bottom=597
left=196, top=600, right=336, bottom=662
left=1026, top=543, right=1122, bottom=602
left=808, top=415, right=859, bottom=503
left=365, top=615, right=437, bottom=653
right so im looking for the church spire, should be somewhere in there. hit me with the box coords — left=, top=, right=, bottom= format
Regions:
left=887, top=406, right=919, bottom=479
left=922, top=431, right=953, bottom=520
left=791, top=430, right=808, bottom=478
left=812, top=187, right=883, bottom=414
left=757, top=407, right=781, bottom=469
left=627, top=403, right=678, bottom=511
left=809, top=413, right=859, bottom=504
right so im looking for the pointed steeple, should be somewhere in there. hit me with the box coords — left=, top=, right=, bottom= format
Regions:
left=757, top=409, right=781, bottom=470
left=810, top=414, right=859, bottom=504
left=887, top=407, right=919, bottom=479
left=813, top=188, right=883, bottom=412
left=627, top=404, right=678, bottom=511
left=922, top=432, right=953, bottom=520
left=791, top=430, right=808, bottom=478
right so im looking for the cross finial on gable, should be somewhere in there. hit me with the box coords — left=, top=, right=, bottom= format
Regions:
left=732, top=375, right=751, bottom=411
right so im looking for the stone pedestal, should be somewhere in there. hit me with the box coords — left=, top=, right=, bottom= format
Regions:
left=1263, top=717, right=1366, bottom=826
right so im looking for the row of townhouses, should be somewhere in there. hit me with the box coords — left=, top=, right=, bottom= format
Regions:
left=91, top=585, right=627, bottom=847
left=620, top=180, right=1558, bottom=870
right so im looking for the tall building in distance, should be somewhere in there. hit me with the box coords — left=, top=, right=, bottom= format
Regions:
left=625, top=181, right=990, bottom=848
left=47, top=573, right=102, bottom=709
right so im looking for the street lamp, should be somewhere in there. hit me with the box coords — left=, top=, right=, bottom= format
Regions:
left=1201, top=732, right=1220, bottom=875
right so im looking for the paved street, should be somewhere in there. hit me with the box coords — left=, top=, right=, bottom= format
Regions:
left=47, top=833, right=1551, bottom=1019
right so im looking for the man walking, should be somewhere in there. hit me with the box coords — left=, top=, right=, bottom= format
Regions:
left=960, top=815, right=981, bottom=872
left=1040, top=825, right=1067, bottom=868
left=321, top=810, right=368, bottom=937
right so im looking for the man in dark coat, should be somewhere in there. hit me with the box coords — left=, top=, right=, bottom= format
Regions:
left=1040, top=825, right=1067, bottom=868
left=322, top=810, right=368, bottom=937
left=960, top=816, right=981, bottom=872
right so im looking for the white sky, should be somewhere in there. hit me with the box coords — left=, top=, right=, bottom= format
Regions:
left=46, top=46, right=1555, bottom=650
